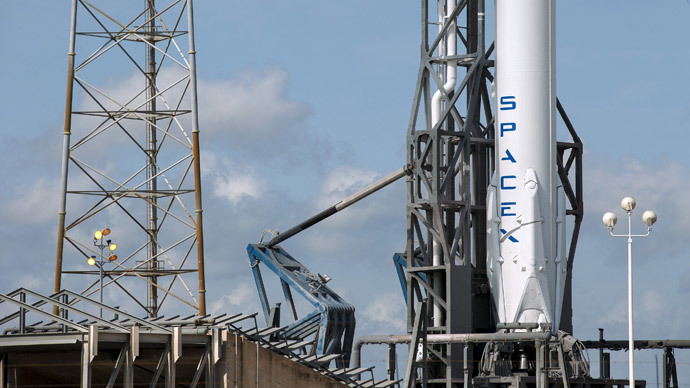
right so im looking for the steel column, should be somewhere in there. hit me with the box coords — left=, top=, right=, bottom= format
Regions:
left=0, top=353, right=5, bottom=388
left=145, top=0, right=160, bottom=317
left=187, top=0, right=207, bottom=317
left=166, top=346, right=176, bottom=388
left=53, top=0, right=78, bottom=313
left=405, top=1, right=494, bottom=383
left=81, top=340, right=92, bottom=388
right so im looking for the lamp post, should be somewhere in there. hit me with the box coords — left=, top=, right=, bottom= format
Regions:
left=88, top=228, right=117, bottom=317
left=602, top=197, right=657, bottom=388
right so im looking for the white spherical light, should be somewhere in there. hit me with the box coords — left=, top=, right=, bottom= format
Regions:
left=621, top=197, right=636, bottom=212
left=602, top=212, right=618, bottom=228
left=642, top=210, right=657, bottom=227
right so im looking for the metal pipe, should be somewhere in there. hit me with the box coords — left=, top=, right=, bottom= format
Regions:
left=2, top=325, right=210, bottom=336
left=387, top=344, right=396, bottom=381
left=187, top=0, right=207, bottom=317
left=663, top=349, right=669, bottom=388
left=19, top=293, right=26, bottom=335
left=536, top=340, right=542, bottom=388
left=54, top=0, right=79, bottom=315
left=627, top=212, right=635, bottom=387
left=430, top=0, right=457, bottom=328
left=430, top=0, right=457, bottom=125
left=496, top=322, right=538, bottom=331
left=599, top=328, right=605, bottom=379
left=267, top=165, right=411, bottom=247
left=463, top=345, right=470, bottom=388
left=99, top=251, right=103, bottom=318
left=581, top=339, right=690, bottom=350
left=352, top=331, right=551, bottom=368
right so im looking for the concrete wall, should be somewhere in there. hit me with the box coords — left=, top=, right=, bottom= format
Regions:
left=0, top=330, right=348, bottom=387
left=218, top=331, right=348, bottom=388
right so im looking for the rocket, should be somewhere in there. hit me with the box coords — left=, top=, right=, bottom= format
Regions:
left=486, top=0, right=567, bottom=333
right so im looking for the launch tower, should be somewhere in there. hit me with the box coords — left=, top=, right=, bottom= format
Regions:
left=403, top=0, right=583, bottom=383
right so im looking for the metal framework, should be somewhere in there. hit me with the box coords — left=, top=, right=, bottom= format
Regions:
left=403, top=0, right=583, bottom=384
left=0, top=288, right=224, bottom=387
left=53, top=0, right=207, bottom=317
left=246, top=243, right=356, bottom=368
left=0, top=288, right=398, bottom=387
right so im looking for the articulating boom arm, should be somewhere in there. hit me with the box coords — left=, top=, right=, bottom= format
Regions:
left=247, top=244, right=356, bottom=367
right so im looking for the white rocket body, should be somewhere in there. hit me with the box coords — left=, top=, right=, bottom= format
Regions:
left=487, top=0, right=567, bottom=333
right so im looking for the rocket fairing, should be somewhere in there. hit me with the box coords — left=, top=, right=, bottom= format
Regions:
left=486, top=0, right=567, bottom=333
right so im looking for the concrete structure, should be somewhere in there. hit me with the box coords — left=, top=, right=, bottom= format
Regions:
left=0, top=288, right=395, bottom=387
left=0, top=330, right=349, bottom=387
left=221, top=332, right=348, bottom=388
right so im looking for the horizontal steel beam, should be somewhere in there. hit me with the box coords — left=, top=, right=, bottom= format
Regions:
left=582, top=339, right=690, bottom=350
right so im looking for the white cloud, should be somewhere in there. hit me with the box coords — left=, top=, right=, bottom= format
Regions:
left=14, top=274, right=42, bottom=290
left=599, top=298, right=628, bottom=326
left=639, top=290, right=665, bottom=319
left=585, top=156, right=686, bottom=229
left=202, top=151, right=264, bottom=205
left=295, top=165, right=404, bottom=257
left=317, top=165, right=379, bottom=208
left=599, top=290, right=666, bottom=328
left=574, top=154, right=690, bottom=341
left=580, top=155, right=690, bottom=260
left=73, top=65, right=311, bottom=150
left=198, top=67, right=311, bottom=142
left=0, top=177, right=58, bottom=226
left=679, top=270, right=690, bottom=294
left=209, top=281, right=260, bottom=316
left=213, top=174, right=261, bottom=204
left=361, top=291, right=406, bottom=332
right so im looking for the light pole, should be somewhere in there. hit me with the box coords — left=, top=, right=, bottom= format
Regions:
left=88, top=228, right=117, bottom=317
left=602, top=197, right=657, bottom=388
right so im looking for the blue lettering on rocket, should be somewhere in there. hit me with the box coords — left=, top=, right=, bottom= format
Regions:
left=500, top=123, right=516, bottom=137
left=500, top=202, right=517, bottom=217
left=500, top=175, right=517, bottom=190
left=501, top=149, right=516, bottom=163
left=499, top=96, right=516, bottom=110
left=500, top=228, right=519, bottom=243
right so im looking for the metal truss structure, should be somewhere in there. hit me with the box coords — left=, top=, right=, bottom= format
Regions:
left=0, top=288, right=225, bottom=387
left=53, top=0, right=207, bottom=317
left=0, top=288, right=397, bottom=387
left=403, top=0, right=583, bottom=384
left=246, top=244, right=356, bottom=368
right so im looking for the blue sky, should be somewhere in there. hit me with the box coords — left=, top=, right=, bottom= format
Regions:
left=1, top=0, right=690, bottom=383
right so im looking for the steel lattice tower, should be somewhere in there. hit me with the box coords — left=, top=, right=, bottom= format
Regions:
left=404, top=0, right=582, bottom=384
left=54, top=0, right=207, bottom=317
